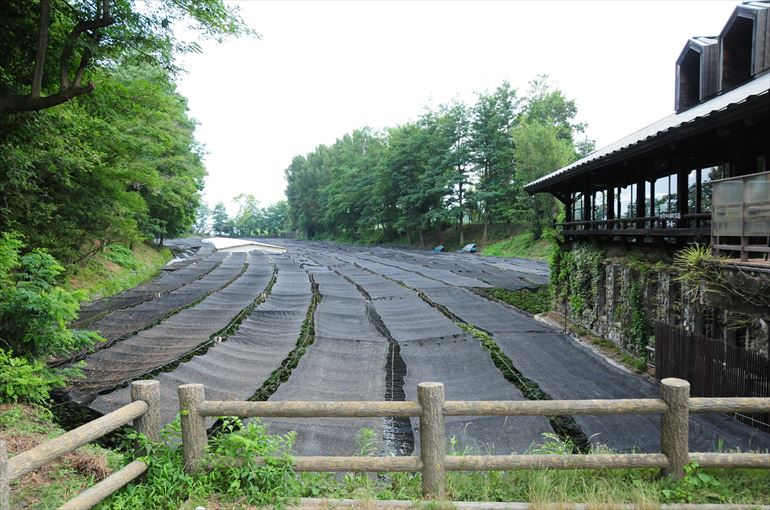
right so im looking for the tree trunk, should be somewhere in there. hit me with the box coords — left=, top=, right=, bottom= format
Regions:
left=483, top=221, right=488, bottom=244
left=418, top=230, right=424, bottom=248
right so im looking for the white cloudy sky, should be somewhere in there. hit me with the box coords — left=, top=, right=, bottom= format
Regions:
left=175, top=0, right=739, bottom=213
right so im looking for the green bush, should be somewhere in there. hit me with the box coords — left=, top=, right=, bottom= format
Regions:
left=104, top=243, right=140, bottom=270
left=0, top=348, right=68, bottom=404
left=0, top=232, right=102, bottom=358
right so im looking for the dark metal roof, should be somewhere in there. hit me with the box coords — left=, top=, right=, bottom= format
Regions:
left=524, top=73, right=770, bottom=193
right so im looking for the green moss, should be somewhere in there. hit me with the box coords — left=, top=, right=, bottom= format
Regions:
left=481, top=286, right=552, bottom=315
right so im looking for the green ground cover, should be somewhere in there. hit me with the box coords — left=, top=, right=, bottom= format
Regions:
left=65, top=242, right=172, bottom=302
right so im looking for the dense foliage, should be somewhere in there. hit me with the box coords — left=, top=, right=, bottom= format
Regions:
left=0, top=0, right=254, bottom=112
left=1, top=60, right=207, bottom=262
left=199, top=197, right=290, bottom=237
left=284, top=77, right=593, bottom=243
left=0, top=233, right=99, bottom=403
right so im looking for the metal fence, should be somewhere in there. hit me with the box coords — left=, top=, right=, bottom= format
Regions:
left=655, top=322, right=770, bottom=433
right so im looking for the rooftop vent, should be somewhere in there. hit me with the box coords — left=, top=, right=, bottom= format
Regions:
left=719, top=1, right=770, bottom=91
left=675, top=37, right=718, bottom=112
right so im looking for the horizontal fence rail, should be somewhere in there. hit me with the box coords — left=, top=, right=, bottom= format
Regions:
left=178, top=379, right=770, bottom=500
left=0, top=380, right=161, bottom=510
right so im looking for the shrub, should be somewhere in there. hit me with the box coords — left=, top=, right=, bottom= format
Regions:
left=0, top=348, right=68, bottom=404
left=104, top=243, right=139, bottom=270
left=0, top=232, right=102, bottom=358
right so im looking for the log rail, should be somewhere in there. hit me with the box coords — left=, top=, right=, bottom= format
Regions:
left=2, top=378, right=769, bottom=508
left=178, top=379, right=770, bottom=500
left=0, top=380, right=160, bottom=510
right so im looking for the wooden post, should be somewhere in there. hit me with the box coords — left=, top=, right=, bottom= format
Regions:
left=131, top=380, right=161, bottom=442
left=1, top=440, right=9, bottom=510
left=660, top=378, right=690, bottom=479
left=178, top=384, right=207, bottom=473
left=418, top=382, right=446, bottom=500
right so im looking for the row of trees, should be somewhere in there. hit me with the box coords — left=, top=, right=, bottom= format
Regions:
left=0, top=0, right=254, bottom=264
left=285, top=78, right=593, bottom=244
left=196, top=197, right=290, bottom=238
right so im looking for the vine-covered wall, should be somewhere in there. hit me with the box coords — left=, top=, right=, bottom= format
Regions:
left=550, top=243, right=769, bottom=358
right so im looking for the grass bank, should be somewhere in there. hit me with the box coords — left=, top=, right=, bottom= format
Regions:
left=1, top=404, right=124, bottom=509
left=480, top=230, right=553, bottom=260
left=65, top=242, right=173, bottom=301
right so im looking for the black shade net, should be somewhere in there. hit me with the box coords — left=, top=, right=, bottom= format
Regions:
left=67, top=251, right=273, bottom=401
left=264, top=270, right=390, bottom=456
left=84, top=253, right=244, bottom=343
left=90, top=255, right=312, bottom=425
left=73, top=252, right=226, bottom=330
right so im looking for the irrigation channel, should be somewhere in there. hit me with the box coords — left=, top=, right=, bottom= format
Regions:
left=64, top=239, right=770, bottom=456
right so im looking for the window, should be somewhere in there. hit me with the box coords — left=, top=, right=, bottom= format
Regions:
left=653, top=173, right=678, bottom=216
left=700, top=164, right=729, bottom=212
left=593, top=191, right=606, bottom=223
left=572, top=192, right=583, bottom=222
left=687, top=169, right=697, bottom=213
left=617, top=184, right=636, bottom=218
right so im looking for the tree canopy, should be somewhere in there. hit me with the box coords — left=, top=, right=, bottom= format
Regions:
left=284, top=77, right=594, bottom=243
left=0, top=0, right=256, bottom=112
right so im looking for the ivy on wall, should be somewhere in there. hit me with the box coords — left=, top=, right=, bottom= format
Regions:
left=550, top=242, right=605, bottom=326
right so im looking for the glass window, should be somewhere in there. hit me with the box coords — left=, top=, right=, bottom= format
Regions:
left=700, top=164, right=729, bottom=212
left=617, top=183, right=636, bottom=218
left=593, top=191, right=606, bottom=222
left=572, top=192, right=583, bottom=221
left=653, top=174, right=678, bottom=216
left=687, top=169, right=697, bottom=213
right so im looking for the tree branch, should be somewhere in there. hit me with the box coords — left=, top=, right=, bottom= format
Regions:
left=59, top=1, right=114, bottom=90
left=31, top=0, right=51, bottom=98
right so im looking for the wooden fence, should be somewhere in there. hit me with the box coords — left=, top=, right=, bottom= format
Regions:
left=178, top=379, right=770, bottom=500
left=2, top=379, right=769, bottom=509
left=655, top=322, right=770, bottom=432
left=0, top=381, right=161, bottom=510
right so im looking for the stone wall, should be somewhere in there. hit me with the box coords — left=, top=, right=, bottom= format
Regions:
left=553, top=243, right=770, bottom=358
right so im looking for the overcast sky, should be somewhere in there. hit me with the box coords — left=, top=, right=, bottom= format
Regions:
left=175, top=0, right=739, bottom=214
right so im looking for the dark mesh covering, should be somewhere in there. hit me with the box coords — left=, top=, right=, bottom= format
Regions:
left=265, top=271, right=389, bottom=455
left=406, top=284, right=770, bottom=452
left=162, top=239, right=216, bottom=270
left=68, top=252, right=273, bottom=401
left=90, top=256, right=312, bottom=424
left=73, top=252, right=225, bottom=327
left=330, top=262, right=551, bottom=455
left=85, top=253, right=243, bottom=342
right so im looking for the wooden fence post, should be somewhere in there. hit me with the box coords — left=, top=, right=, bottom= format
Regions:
left=418, top=382, right=446, bottom=499
left=1, top=440, right=9, bottom=510
left=179, top=384, right=207, bottom=473
left=660, top=378, right=690, bottom=479
left=131, top=380, right=161, bottom=442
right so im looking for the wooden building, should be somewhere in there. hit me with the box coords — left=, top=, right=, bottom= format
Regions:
left=525, top=1, right=770, bottom=256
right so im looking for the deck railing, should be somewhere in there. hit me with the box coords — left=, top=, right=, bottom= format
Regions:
left=557, top=213, right=712, bottom=237
left=711, top=171, right=770, bottom=261
left=0, top=381, right=161, bottom=510
left=178, top=379, right=770, bottom=500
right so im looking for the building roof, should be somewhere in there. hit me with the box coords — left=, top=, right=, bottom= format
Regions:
left=524, top=73, right=770, bottom=193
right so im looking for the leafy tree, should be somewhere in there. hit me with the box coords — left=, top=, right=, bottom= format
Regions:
left=0, top=0, right=256, bottom=112
left=469, top=81, right=519, bottom=239
left=0, top=232, right=100, bottom=358
left=194, top=202, right=211, bottom=234
left=0, top=60, right=206, bottom=261
left=261, top=201, right=290, bottom=237
left=211, top=202, right=230, bottom=235
left=233, top=194, right=263, bottom=237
